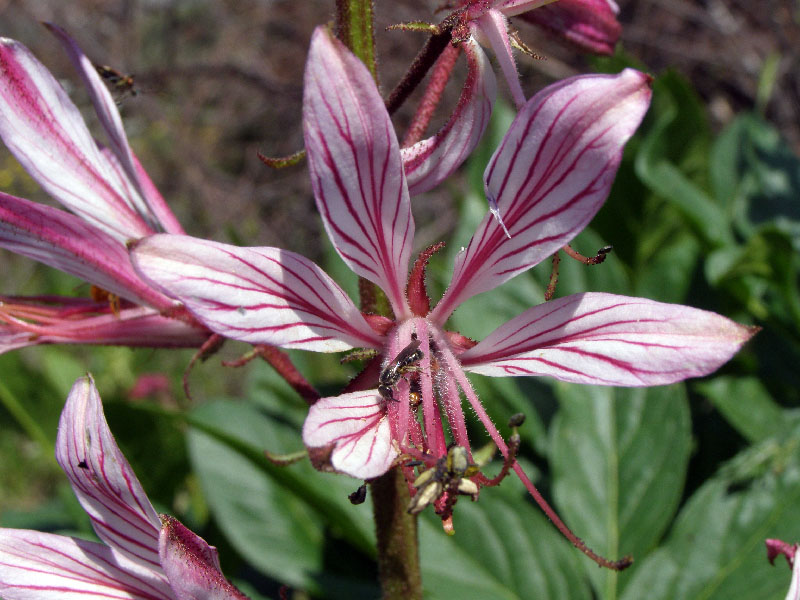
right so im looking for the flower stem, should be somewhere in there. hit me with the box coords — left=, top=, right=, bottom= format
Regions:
left=371, top=467, right=422, bottom=600
left=335, top=0, right=377, bottom=79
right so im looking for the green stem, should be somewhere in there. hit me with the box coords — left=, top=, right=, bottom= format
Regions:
left=335, top=0, right=377, bottom=80
left=371, top=467, right=422, bottom=600
left=335, top=2, right=421, bottom=596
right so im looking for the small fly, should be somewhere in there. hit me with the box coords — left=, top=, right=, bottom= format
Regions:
left=378, top=334, right=423, bottom=402
left=95, top=63, right=138, bottom=98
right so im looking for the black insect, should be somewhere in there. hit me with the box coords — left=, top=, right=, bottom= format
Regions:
left=77, top=460, right=89, bottom=470
left=378, top=334, right=423, bottom=401
left=95, top=64, right=138, bottom=97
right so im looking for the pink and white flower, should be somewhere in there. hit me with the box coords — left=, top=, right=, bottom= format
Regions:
left=0, top=375, right=248, bottom=600
left=453, top=0, right=621, bottom=109
left=0, top=26, right=209, bottom=354
left=131, top=26, right=754, bottom=516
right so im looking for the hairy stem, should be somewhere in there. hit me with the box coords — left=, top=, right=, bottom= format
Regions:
left=335, top=0, right=377, bottom=79
left=371, top=468, right=422, bottom=600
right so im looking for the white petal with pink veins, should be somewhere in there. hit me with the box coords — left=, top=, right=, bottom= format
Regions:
left=401, top=37, right=496, bottom=195
left=0, top=530, right=173, bottom=600
left=461, top=293, right=757, bottom=386
left=132, top=234, right=382, bottom=351
left=56, top=376, right=165, bottom=574
left=433, top=69, right=652, bottom=322
left=303, top=391, right=397, bottom=479
left=0, top=192, right=172, bottom=309
left=303, top=27, right=413, bottom=318
left=44, top=24, right=162, bottom=233
left=159, top=515, right=248, bottom=600
left=0, top=37, right=152, bottom=241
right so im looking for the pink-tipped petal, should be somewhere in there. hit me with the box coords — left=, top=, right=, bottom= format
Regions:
left=44, top=24, right=162, bottom=232
left=159, top=515, right=248, bottom=600
left=401, top=37, right=496, bottom=195
left=302, top=391, right=397, bottom=479
left=303, top=27, right=413, bottom=318
left=0, top=192, right=172, bottom=309
left=0, top=530, right=173, bottom=600
left=131, top=234, right=382, bottom=351
left=474, top=11, right=527, bottom=109
left=432, top=69, right=651, bottom=322
left=461, top=293, right=757, bottom=386
left=0, top=37, right=152, bottom=242
left=517, top=0, right=622, bottom=56
left=55, top=376, right=164, bottom=573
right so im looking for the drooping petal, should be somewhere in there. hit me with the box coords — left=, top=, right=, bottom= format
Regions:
left=473, top=11, right=526, bottom=109
left=159, top=515, right=248, bottom=600
left=131, top=234, right=382, bottom=351
left=0, top=36, right=152, bottom=242
left=0, top=530, right=173, bottom=600
left=0, top=192, right=172, bottom=309
left=460, top=293, right=757, bottom=386
left=0, top=303, right=210, bottom=355
left=517, top=0, right=622, bottom=55
left=44, top=23, right=163, bottom=233
left=55, top=376, right=165, bottom=574
left=432, top=69, right=651, bottom=322
left=401, top=37, right=496, bottom=195
left=302, top=391, right=397, bottom=479
left=303, top=27, right=413, bottom=318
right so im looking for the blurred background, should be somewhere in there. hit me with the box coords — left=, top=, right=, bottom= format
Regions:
left=1, top=1, right=800, bottom=599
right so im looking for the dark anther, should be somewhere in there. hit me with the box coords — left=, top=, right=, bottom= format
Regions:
left=349, top=484, right=368, bottom=505
left=508, top=413, right=526, bottom=428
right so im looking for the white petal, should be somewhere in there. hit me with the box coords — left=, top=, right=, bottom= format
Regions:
left=132, top=235, right=382, bottom=351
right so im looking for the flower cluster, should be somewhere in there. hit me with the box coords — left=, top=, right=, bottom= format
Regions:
left=0, top=4, right=756, bottom=583
left=128, top=27, right=755, bottom=555
left=0, top=25, right=210, bottom=354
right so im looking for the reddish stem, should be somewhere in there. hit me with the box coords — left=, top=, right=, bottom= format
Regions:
left=402, top=43, right=460, bottom=147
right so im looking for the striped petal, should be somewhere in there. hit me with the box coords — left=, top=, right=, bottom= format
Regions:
left=0, top=36, right=152, bottom=242
left=131, top=234, right=382, bottom=351
left=0, top=530, right=173, bottom=600
left=159, top=515, right=248, bottom=600
left=0, top=192, right=171, bottom=309
left=55, top=376, right=165, bottom=575
left=302, top=391, right=397, bottom=479
left=473, top=10, right=526, bottom=109
left=44, top=24, right=165, bottom=234
left=460, top=293, right=757, bottom=386
left=432, top=69, right=651, bottom=322
left=401, top=37, right=496, bottom=195
left=0, top=304, right=210, bottom=355
left=303, top=27, right=413, bottom=318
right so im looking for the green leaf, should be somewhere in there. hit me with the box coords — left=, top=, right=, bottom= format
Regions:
left=695, top=376, right=792, bottom=444
left=186, top=400, right=376, bottom=595
left=420, top=484, right=592, bottom=600
left=550, top=383, right=692, bottom=599
left=620, top=421, right=800, bottom=600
